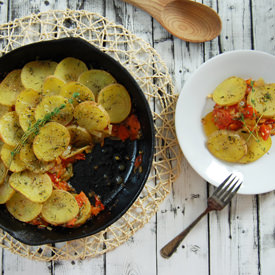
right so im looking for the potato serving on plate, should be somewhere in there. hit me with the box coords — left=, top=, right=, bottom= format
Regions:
left=202, top=76, right=275, bottom=163
left=0, top=57, right=141, bottom=228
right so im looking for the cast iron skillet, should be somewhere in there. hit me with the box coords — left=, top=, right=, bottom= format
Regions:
left=0, top=38, right=154, bottom=245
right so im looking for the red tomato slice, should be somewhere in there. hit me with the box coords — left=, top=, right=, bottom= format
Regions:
left=242, top=105, right=256, bottom=118
left=212, top=108, right=234, bottom=129
left=259, top=124, right=271, bottom=140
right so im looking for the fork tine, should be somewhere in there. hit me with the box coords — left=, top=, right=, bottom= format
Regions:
left=220, top=180, right=239, bottom=201
left=212, top=173, right=232, bottom=195
left=215, top=176, right=236, bottom=197
left=223, top=181, right=242, bottom=204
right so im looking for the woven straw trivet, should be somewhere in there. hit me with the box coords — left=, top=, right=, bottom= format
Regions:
left=0, top=9, right=181, bottom=261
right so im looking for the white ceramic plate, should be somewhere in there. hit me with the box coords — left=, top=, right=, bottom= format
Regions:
left=175, top=50, right=275, bottom=195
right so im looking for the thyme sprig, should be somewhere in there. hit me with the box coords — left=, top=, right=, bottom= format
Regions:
left=11, top=92, right=80, bottom=157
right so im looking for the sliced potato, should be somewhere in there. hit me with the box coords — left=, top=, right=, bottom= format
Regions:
left=60, top=81, right=95, bottom=106
left=21, top=60, right=57, bottom=91
left=0, top=160, right=7, bottom=185
left=35, top=95, right=74, bottom=126
left=207, top=130, right=247, bottom=162
left=0, top=69, right=25, bottom=106
left=202, top=111, right=219, bottom=137
left=60, top=163, right=73, bottom=182
left=0, top=112, right=24, bottom=147
left=42, top=75, right=65, bottom=96
left=9, top=170, right=52, bottom=203
left=62, top=145, right=92, bottom=159
left=98, top=83, right=131, bottom=123
left=78, top=69, right=117, bottom=97
left=20, top=143, right=55, bottom=173
left=6, top=191, right=42, bottom=222
left=0, top=111, right=24, bottom=146
left=67, top=125, right=93, bottom=147
left=33, top=122, right=71, bottom=161
left=41, top=190, right=79, bottom=225
left=54, top=57, right=88, bottom=82
left=0, top=105, right=10, bottom=119
left=247, top=83, right=275, bottom=118
left=213, top=76, right=247, bottom=106
left=74, top=101, right=110, bottom=133
left=70, top=193, right=92, bottom=227
left=1, top=144, right=26, bottom=172
left=0, top=176, right=15, bottom=204
left=18, top=107, right=36, bottom=132
left=238, top=131, right=272, bottom=163
left=15, top=88, right=41, bottom=115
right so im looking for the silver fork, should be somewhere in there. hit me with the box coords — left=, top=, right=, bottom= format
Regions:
left=160, top=173, right=242, bottom=258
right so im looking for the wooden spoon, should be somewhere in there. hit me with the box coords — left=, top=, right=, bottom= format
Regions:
left=122, top=0, right=222, bottom=43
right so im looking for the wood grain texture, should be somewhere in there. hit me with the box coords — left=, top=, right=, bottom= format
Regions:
left=252, top=2, right=275, bottom=274
left=153, top=0, right=209, bottom=273
left=208, top=1, right=259, bottom=275
left=0, top=0, right=274, bottom=274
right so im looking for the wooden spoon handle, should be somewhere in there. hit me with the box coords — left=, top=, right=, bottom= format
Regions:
left=122, top=0, right=164, bottom=18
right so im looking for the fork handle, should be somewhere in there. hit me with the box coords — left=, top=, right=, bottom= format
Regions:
left=160, top=207, right=211, bottom=258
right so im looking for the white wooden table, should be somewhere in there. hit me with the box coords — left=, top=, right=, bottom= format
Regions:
left=0, top=0, right=275, bottom=274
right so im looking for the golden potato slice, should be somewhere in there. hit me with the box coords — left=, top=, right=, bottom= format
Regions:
left=0, top=105, right=10, bottom=119
left=0, top=160, right=7, bottom=185
left=6, top=191, right=42, bottom=222
left=62, top=145, right=92, bottom=159
left=1, top=144, right=26, bottom=172
left=60, top=81, right=95, bottom=106
left=35, top=95, right=74, bottom=126
left=15, top=88, right=41, bottom=115
left=69, top=193, right=92, bottom=227
left=0, top=177, right=15, bottom=204
left=247, top=84, right=275, bottom=118
left=41, top=190, right=79, bottom=225
left=0, top=69, right=25, bottom=106
left=42, top=75, right=65, bottom=96
left=21, top=60, right=57, bottom=91
left=54, top=57, right=88, bottom=82
left=20, top=143, right=55, bottom=173
left=33, top=122, right=70, bottom=161
left=78, top=69, right=117, bottom=97
left=0, top=111, right=24, bottom=146
left=202, top=111, right=219, bottom=137
left=74, top=101, right=110, bottom=133
left=213, top=76, right=247, bottom=106
left=207, top=130, right=247, bottom=162
left=9, top=170, right=52, bottom=203
left=67, top=125, right=93, bottom=147
left=98, top=84, right=131, bottom=123
left=238, top=131, right=272, bottom=163
left=18, top=107, right=36, bottom=132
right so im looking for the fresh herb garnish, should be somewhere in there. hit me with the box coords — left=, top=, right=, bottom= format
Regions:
left=11, top=92, right=80, bottom=157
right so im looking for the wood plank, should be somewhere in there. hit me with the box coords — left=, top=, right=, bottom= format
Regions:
left=208, top=1, right=259, bottom=274
left=253, top=0, right=275, bottom=54
left=52, top=254, right=105, bottom=275
left=155, top=0, right=209, bottom=272
left=252, top=1, right=275, bottom=274
left=103, top=1, right=157, bottom=274
left=0, top=0, right=8, bottom=23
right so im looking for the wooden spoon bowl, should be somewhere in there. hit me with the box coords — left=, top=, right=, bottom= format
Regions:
left=123, top=0, right=222, bottom=43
